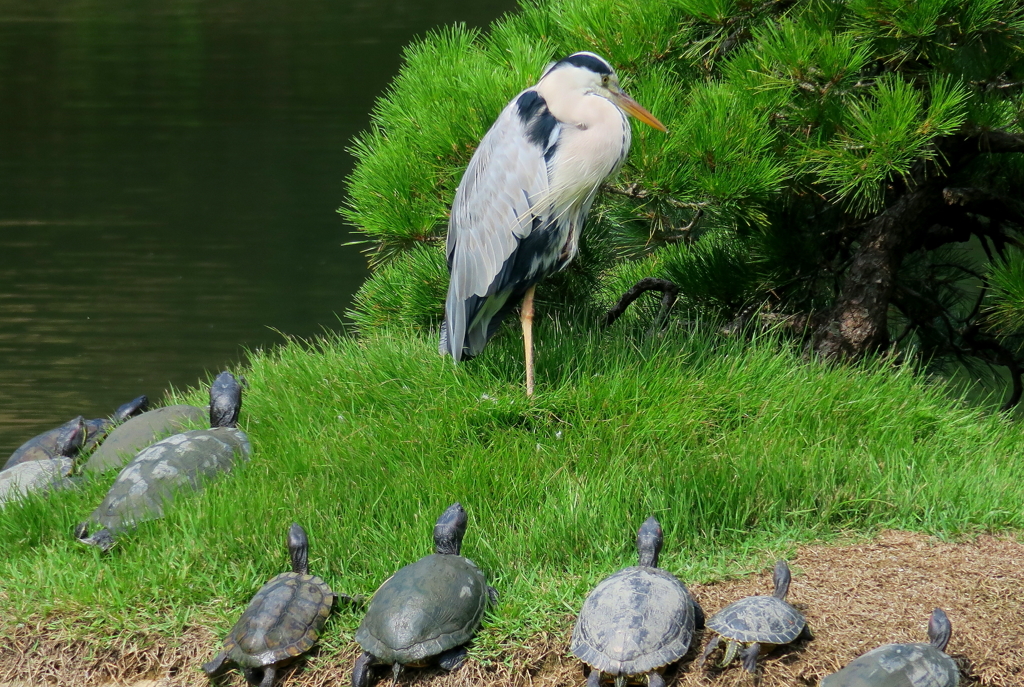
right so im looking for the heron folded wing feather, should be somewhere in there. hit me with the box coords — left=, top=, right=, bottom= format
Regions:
left=442, top=87, right=556, bottom=359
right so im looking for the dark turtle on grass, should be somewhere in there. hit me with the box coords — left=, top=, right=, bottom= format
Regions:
left=571, top=516, right=704, bottom=687
left=3, top=415, right=87, bottom=470
left=352, top=502, right=498, bottom=687
left=699, top=560, right=811, bottom=673
left=820, top=609, right=959, bottom=687
left=75, top=372, right=251, bottom=551
left=3, top=396, right=147, bottom=470
left=204, top=524, right=337, bottom=687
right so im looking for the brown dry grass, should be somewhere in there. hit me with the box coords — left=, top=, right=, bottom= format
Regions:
left=1, top=531, right=1021, bottom=687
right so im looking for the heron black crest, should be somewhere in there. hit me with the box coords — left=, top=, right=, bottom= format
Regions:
left=546, top=51, right=613, bottom=77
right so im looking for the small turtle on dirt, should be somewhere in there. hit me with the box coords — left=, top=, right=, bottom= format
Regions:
left=3, top=396, right=147, bottom=470
left=571, top=516, right=704, bottom=687
left=83, top=402, right=206, bottom=474
left=203, top=524, right=338, bottom=687
left=75, top=372, right=250, bottom=551
left=699, top=560, right=811, bottom=673
left=352, top=502, right=498, bottom=687
left=820, top=609, right=959, bottom=687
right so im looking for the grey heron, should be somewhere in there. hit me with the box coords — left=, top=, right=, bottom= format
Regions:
left=440, top=52, right=667, bottom=395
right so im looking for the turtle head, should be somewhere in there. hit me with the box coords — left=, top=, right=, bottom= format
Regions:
left=433, top=502, right=468, bottom=555
left=772, top=560, right=791, bottom=600
left=928, top=608, right=952, bottom=652
left=113, top=395, right=149, bottom=423
left=636, top=516, right=663, bottom=567
left=209, top=371, right=242, bottom=428
left=288, top=523, right=310, bottom=574
left=55, top=416, right=87, bottom=458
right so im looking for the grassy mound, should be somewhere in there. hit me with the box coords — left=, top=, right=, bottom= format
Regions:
left=0, top=323, right=1021, bottom=663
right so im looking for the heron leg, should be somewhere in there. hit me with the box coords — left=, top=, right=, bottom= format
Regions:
left=521, top=285, right=536, bottom=396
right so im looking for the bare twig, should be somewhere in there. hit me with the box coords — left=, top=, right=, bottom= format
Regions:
left=603, top=278, right=680, bottom=329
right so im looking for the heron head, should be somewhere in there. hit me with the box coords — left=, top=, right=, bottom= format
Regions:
left=542, top=52, right=667, bottom=132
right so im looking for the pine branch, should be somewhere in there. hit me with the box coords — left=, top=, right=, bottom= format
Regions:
left=603, top=278, right=679, bottom=329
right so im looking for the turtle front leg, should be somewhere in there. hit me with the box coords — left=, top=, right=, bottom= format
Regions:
left=586, top=668, right=602, bottom=687
left=698, top=635, right=720, bottom=669
left=436, top=645, right=468, bottom=672
left=740, top=642, right=761, bottom=674
left=201, top=651, right=231, bottom=677
left=647, top=671, right=666, bottom=687
left=352, top=651, right=377, bottom=687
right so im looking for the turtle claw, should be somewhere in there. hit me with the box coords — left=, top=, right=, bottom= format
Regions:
left=698, top=634, right=720, bottom=669
left=740, top=642, right=761, bottom=674
left=74, top=523, right=116, bottom=552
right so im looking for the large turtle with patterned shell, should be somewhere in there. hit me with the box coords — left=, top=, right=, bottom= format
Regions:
left=820, top=608, right=959, bottom=687
left=75, top=372, right=250, bottom=551
left=571, top=516, right=704, bottom=687
left=699, top=560, right=811, bottom=673
left=352, top=502, right=497, bottom=687
left=203, top=523, right=337, bottom=687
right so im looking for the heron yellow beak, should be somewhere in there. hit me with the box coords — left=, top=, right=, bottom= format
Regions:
left=612, top=89, right=668, bottom=133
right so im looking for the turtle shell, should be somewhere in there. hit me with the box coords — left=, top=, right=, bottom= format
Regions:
left=819, top=642, right=959, bottom=687
left=571, top=566, right=698, bottom=676
left=0, top=458, right=74, bottom=506
left=223, top=571, right=335, bottom=669
left=83, top=405, right=206, bottom=473
left=355, top=553, right=489, bottom=665
left=83, top=426, right=251, bottom=533
left=707, top=595, right=805, bottom=645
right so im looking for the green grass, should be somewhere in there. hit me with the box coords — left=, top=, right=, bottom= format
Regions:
left=0, top=320, right=1022, bottom=659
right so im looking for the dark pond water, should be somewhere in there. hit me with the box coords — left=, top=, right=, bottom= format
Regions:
left=0, top=0, right=519, bottom=455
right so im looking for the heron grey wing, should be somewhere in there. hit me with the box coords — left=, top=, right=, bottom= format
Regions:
left=443, top=90, right=557, bottom=358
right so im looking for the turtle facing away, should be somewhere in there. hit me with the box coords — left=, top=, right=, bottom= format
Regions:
left=75, top=372, right=250, bottom=551
left=3, top=396, right=148, bottom=470
left=352, top=502, right=498, bottom=687
left=571, top=516, right=704, bottom=687
left=820, top=609, right=959, bottom=687
left=203, top=524, right=337, bottom=687
left=83, top=402, right=204, bottom=474
left=700, top=560, right=811, bottom=673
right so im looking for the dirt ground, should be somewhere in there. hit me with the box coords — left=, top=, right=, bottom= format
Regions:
left=1, top=530, right=1021, bottom=687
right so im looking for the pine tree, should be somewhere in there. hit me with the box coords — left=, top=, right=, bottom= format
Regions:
left=341, top=0, right=1024, bottom=407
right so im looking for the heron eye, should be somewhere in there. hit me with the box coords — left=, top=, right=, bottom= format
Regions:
left=601, top=75, right=609, bottom=86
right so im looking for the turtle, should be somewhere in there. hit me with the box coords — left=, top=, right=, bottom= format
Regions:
left=820, top=609, right=959, bottom=687
left=699, top=560, right=811, bottom=673
left=203, top=524, right=337, bottom=687
left=571, top=516, right=704, bottom=687
left=3, top=396, right=148, bottom=470
left=0, top=456, right=75, bottom=507
left=352, top=502, right=498, bottom=687
left=83, top=403, right=206, bottom=474
left=75, top=371, right=251, bottom=551
left=4, top=415, right=87, bottom=470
